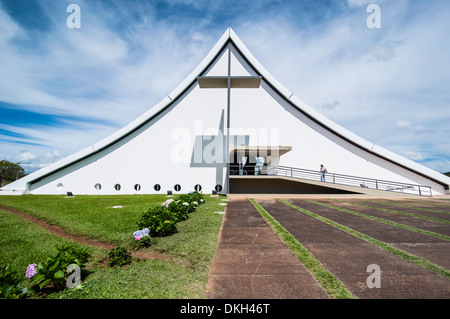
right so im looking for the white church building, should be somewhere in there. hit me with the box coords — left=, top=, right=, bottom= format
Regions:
left=2, top=28, right=449, bottom=196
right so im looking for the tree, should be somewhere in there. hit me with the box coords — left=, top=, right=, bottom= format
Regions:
left=0, top=160, right=26, bottom=187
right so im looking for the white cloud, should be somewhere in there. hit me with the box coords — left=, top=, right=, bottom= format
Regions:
left=14, top=151, right=37, bottom=163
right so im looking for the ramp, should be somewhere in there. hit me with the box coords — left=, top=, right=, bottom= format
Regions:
left=229, top=165, right=433, bottom=197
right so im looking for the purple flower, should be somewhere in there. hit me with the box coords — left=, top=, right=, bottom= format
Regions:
left=135, top=236, right=141, bottom=241
left=26, top=263, right=37, bottom=279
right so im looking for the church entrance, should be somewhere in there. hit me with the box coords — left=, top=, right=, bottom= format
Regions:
left=229, top=146, right=291, bottom=176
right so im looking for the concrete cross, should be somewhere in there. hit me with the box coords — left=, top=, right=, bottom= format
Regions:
left=196, top=48, right=262, bottom=193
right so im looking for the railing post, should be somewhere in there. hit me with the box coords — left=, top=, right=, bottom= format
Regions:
left=290, top=167, right=292, bottom=178
left=418, top=186, right=422, bottom=196
left=376, top=180, right=378, bottom=190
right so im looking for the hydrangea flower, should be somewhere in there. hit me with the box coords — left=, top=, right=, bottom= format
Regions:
left=193, top=201, right=198, bottom=206
left=182, top=202, right=189, bottom=206
left=133, top=228, right=150, bottom=239
left=161, top=199, right=174, bottom=208
left=26, top=263, right=37, bottom=279
left=135, top=236, right=141, bottom=241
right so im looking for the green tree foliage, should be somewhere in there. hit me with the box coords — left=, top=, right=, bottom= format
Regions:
left=0, top=160, right=26, bottom=187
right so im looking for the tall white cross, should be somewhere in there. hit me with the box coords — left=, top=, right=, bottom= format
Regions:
left=197, top=47, right=262, bottom=194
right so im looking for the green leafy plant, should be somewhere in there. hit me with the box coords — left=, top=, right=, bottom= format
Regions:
left=191, top=191, right=206, bottom=203
left=136, top=206, right=178, bottom=237
left=132, top=228, right=153, bottom=250
left=31, top=244, right=91, bottom=291
left=108, top=247, right=132, bottom=267
left=0, top=260, right=31, bottom=299
left=177, top=192, right=205, bottom=205
left=135, top=192, right=205, bottom=238
left=167, top=200, right=191, bottom=221
left=132, top=235, right=153, bottom=250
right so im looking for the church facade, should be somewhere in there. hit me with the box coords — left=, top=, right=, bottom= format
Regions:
left=2, top=28, right=449, bottom=196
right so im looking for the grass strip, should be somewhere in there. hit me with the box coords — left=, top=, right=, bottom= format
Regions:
left=277, top=199, right=450, bottom=279
left=338, top=200, right=450, bottom=222
left=351, top=199, right=450, bottom=215
left=311, top=199, right=450, bottom=241
left=249, top=199, right=356, bottom=299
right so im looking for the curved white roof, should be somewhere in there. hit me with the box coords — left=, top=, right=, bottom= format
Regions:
left=2, top=27, right=450, bottom=192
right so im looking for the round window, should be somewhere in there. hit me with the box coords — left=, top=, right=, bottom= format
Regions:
left=134, top=184, right=141, bottom=191
left=215, top=184, right=223, bottom=192
left=94, top=183, right=102, bottom=191
left=194, top=184, right=202, bottom=192
left=174, top=184, right=181, bottom=192
left=154, top=184, right=161, bottom=191
left=114, top=184, right=121, bottom=191
left=56, top=183, right=64, bottom=190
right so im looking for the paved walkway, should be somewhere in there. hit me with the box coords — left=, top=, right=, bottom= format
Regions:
left=257, top=199, right=450, bottom=298
left=205, top=198, right=329, bottom=299
left=206, top=197, right=450, bottom=299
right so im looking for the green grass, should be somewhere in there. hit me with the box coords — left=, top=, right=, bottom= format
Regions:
left=315, top=199, right=450, bottom=241
left=0, top=194, right=169, bottom=245
left=278, top=199, right=450, bottom=279
left=249, top=199, right=356, bottom=299
left=0, top=194, right=225, bottom=299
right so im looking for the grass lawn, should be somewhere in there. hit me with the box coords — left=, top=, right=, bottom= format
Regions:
left=0, top=194, right=225, bottom=299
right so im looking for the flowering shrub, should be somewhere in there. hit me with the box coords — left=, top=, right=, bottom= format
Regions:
left=132, top=228, right=152, bottom=250
left=30, top=244, right=90, bottom=291
left=135, top=191, right=206, bottom=238
left=177, top=192, right=205, bottom=206
left=167, top=200, right=191, bottom=221
left=136, top=206, right=178, bottom=237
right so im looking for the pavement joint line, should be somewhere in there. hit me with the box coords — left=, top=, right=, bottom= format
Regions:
left=307, top=199, right=450, bottom=241
left=249, top=199, right=357, bottom=299
left=276, top=198, right=450, bottom=279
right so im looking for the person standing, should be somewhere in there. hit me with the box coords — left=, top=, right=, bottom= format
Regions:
left=319, top=164, right=327, bottom=182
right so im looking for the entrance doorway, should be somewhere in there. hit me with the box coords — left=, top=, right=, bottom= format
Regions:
left=229, top=146, right=292, bottom=176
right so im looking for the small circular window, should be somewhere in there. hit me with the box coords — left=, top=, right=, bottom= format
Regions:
left=134, top=184, right=141, bottom=191
left=215, top=184, right=223, bottom=192
left=174, top=184, right=181, bottom=192
left=56, top=183, right=64, bottom=190
left=94, top=183, right=102, bottom=191
left=154, top=184, right=161, bottom=191
left=114, top=184, right=121, bottom=191
left=194, top=184, right=202, bottom=192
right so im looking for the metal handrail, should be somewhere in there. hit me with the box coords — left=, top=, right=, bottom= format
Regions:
left=229, top=164, right=432, bottom=196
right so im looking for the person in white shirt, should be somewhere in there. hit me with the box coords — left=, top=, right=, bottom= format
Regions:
left=319, top=164, right=327, bottom=182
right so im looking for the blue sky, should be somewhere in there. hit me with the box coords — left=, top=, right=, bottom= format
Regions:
left=0, top=0, right=449, bottom=174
